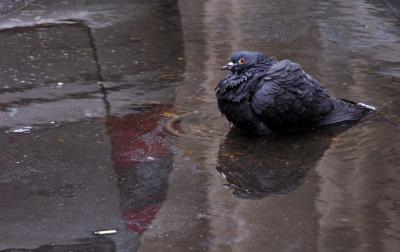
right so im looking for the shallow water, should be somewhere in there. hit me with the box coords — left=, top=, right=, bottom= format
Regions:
left=0, top=0, right=399, bottom=251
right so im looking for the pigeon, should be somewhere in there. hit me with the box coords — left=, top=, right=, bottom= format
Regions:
left=216, top=51, right=375, bottom=134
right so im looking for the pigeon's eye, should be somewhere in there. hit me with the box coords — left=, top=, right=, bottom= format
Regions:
left=239, top=58, right=246, bottom=64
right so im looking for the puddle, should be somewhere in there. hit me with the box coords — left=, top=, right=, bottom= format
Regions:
left=0, top=0, right=400, bottom=251
left=164, top=110, right=228, bottom=142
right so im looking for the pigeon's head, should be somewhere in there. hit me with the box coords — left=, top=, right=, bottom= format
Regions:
left=221, top=51, right=265, bottom=73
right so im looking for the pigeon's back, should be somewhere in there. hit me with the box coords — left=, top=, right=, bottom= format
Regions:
left=251, top=60, right=335, bottom=131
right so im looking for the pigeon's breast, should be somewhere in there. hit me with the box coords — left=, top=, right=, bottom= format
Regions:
left=218, top=97, right=268, bottom=133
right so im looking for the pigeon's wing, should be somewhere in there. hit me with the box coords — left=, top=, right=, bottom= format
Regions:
left=251, top=60, right=333, bottom=129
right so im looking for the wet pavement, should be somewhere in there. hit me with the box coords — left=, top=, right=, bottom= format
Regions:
left=0, top=0, right=399, bottom=251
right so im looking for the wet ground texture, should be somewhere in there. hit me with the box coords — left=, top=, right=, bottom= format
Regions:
left=1, top=0, right=400, bottom=251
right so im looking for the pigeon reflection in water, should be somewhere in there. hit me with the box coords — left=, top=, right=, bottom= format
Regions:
left=217, top=124, right=352, bottom=199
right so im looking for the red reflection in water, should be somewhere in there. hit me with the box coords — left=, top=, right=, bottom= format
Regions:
left=107, top=111, right=169, bottom=167
left=106, top=106, right=172, bottom=235
left=124, top=204, right=161, bottom=234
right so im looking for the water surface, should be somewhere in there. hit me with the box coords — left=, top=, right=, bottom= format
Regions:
left=0, top=0, right=399, bottom=251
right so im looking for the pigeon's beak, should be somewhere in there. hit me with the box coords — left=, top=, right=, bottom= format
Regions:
left=221, top=62, right=235, bottom=71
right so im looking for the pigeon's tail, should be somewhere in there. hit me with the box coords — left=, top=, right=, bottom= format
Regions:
left=318, top=98, right=375, bottom=126
left=356, top=102, right=376, bottom=111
